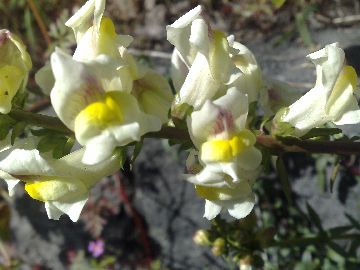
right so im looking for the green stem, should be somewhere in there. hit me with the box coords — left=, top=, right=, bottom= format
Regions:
left=7, top=109, right=360, bottom=156
left=9, top=109, right=72, bottom=135
left=256, top=135, right=360, bottom=155
left=266, top=233, right=360, bottom=248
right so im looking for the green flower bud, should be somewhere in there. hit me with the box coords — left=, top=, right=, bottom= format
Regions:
left=0, top=29, right=31, bottom=114
left=211, top=237, right=226, bottom=256
left=0, top=29, right=32, bottom=113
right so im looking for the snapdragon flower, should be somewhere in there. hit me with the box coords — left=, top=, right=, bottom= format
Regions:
left=187, top=89, right=262, bottom=219
left=167, top=6, right=262, bottom=116
left=50, top=49, right=162, bottom=165
left=0, top=139, right=121, bottom=221
left=65, top=0, right=133, bottom=62
left=274, top=43, right=360, bottom=136
left=0, top=29, right=31, bottom=113
left=64, top=0, right=173, bottom=124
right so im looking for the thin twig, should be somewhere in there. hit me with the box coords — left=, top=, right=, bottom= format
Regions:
left=332, top=14, right=360, bottom=25
left=26, top=0, right=52, bottom=47
left=26, top=98, right=51, bottom=113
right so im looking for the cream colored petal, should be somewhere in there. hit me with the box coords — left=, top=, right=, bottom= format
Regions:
left=170, top=49, right=188, bottom=92
left=213, top=87, right=248, bottom=130
left=65, top=0, right=105, bottom=43
left=46, top=195, right=88, bottom=222
left=50, top=49, right=104, bottom=130
left=187, top=101, right=219, bottom=147
left=0, top=148, right=54, bottom=176
left=177, top=52, right=220, bottom=110
left=226, top=193, right=255, bottom=219
left=0, top=170, right=19, bottom=196
left=35, top=64, right=54, bottom=96
left=204, top=199, right=222, bottom=220
left=133, top=70, right=173, bottom=123
left=308, top=43, right=345, bottom=96
left=333, top=97, right=360, bottom=125
left=237, top=147, right=262, bottom=171
left=166, top=5, right=203, bottom=66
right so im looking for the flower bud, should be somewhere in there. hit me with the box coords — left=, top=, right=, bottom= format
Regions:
left=239, top=255, right=253, bottom=270
left=211, top=237, right=226, bottom=256
left=0, top=30, right=31, bottom=113
left=193, top=229, right=210, bottom=246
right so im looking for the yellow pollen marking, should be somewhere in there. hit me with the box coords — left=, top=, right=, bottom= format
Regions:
left=201, top=129, right=255, bottom=162
left=75, top=92, right=123, bottom=131
left=195, top=185, right=240, bottom=201
left=99, top=17, right=116, bottom=38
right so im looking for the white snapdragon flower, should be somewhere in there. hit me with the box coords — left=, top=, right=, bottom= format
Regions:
left=0, top=29, right=32, bottom=113
left=65, top=0, right=173, bottom=124
left=50, top=49, right=162, bottom=165
left=65, top=0, right=133, bottom=61
left=167, top=6, right=262, bottom=115
left=0, top=139, right=121, bottom=221
left=277, top=43, right=360, bottom=136
left=187, top=88, right=262, bottom=219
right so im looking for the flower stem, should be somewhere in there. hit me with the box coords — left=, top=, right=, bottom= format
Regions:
left=8, top=109, right=360, bottom=155
left=265, top=233, right=360, bottom=248
left=256, top=135, right=360, bottom=155
left=9, top=109, right=72, bottom=135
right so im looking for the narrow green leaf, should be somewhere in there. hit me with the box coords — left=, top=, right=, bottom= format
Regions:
left=0, top=115, right=16, bottom=140
left=330, top=157, right=341, bottom=193
left=328, top=241, right=348, bottom=257
left=52, top=140, right=68, bottom=159
left=301, top=128, right=342, bottom=140
left=276, top=156, right=293, bottom=204
left=328, top=225, right=353, bottom=237
left=348, top=239, right=360, bottom=255
left=31, top=128, right=55, bottom=136
left=130, top=140, right=143, bottom=170
left=306, top=203, right=323, bottom=232
left=345, top=213, right=360, bottom=231
left=11, top=121, right=27, bottom=144
left=295, top=5, right=315, bottom=47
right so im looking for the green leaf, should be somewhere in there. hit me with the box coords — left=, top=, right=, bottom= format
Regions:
left=348, top=238, right=360, bottom=255
left=31, top=128, right=55, bottom=136
left=272, top=0, right=286, bottom=9
left=306, top=203, right=323, bottom=232
left=276, top=156, right=292, bottom=204
left=345, top=213, right=360, bottom=231
left=295, top=4, right=316, bottom=47
left=11, top=121, right=27, bottom=144
left=0, top=115, right=16, bottom=140
left=328, top=225, right=353, bottom=237
left=330, top=157, right=341, bottom=193
left=301, top=128, right=342, bottom=140
left=114, top=147, right=126, bottom=169
left=328, top=241, right=348, bottom=257
left=52, top=136, right=75, bottom=159
left=130, top=140, right=143, bottom=170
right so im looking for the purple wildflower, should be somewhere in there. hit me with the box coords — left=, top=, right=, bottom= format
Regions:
left=88, top=239, right=105, bottom=258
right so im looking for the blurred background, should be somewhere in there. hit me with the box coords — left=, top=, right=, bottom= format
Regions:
left=1, top=0, right=360, bottom=269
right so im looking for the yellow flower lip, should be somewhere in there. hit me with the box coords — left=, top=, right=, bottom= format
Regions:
left=200, top=129, right=255, bottom=162
left=25, top=179, right=70, bottom=202
left=195, top=185, right=244, bottom=201
left=75, top=91, right=124, bottom=132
